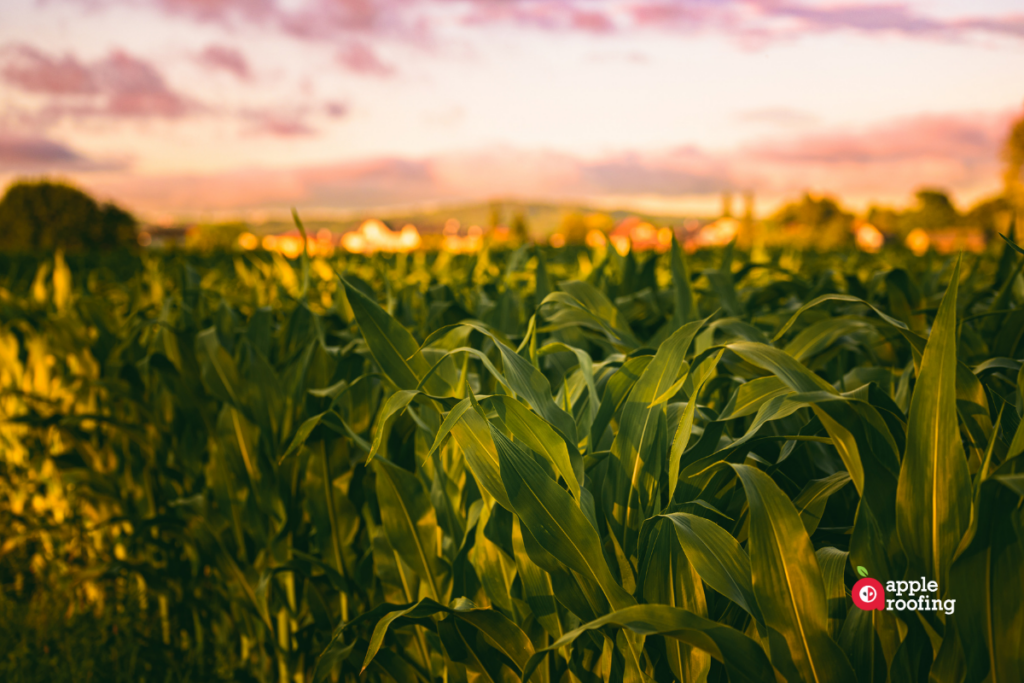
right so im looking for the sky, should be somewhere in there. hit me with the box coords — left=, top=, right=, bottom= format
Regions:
left=1, top=0, right=1023, bottom=221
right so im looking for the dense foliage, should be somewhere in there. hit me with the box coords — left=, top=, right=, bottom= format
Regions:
left=0, top=181, right=137, bottom=252
left=1, top=236, right=1023, bottom=683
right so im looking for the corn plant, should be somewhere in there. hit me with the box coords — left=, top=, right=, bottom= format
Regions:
left=1, top=234, right=1023, bottom=683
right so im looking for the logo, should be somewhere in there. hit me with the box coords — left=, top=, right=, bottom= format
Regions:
left=852, top=566, right=885, bottom=610
left=851, top=566, right=956, bottom=615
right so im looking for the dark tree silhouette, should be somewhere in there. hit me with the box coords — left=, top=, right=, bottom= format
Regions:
left=0, top=180, right=137, bottom=251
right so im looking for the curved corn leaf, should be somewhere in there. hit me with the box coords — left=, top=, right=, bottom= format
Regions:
left=342, top=277, right=453, bottom=396
left=367, top=390, right=419, bottom=464
left=524, top=605, right=776, bottom=683
left=896, top=258, right=971, bottom=592
left=657, top=512, right=763, bottom=625
left=636, top=519, right=711, bottom=683
left=492, top=426, right=635, bottom=611
left=612, top=318, right=706, bottom=554
left=485, top=394, right=581, bottom=502
left=373, top=458, right=450, bottom=602
left=731, top=464, right=858, bottom=683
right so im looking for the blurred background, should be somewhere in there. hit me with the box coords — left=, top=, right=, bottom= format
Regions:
left=1, top=0, right=1024, bottom=251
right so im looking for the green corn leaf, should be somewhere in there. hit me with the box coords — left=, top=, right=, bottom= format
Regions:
left=524, top=605, right=776, bottom=683
left=949, top=469, right=1024, bottom=683
left=366, top=390, right=419, bottom=464
left=837, top=609, right=887, bottom=683
left=726, top=341, right=837, bottom=394
left=373, top=458, right=450, bottom=603
left=358, top=598, right=534, bottom=677
left=492, top=426, right=635, bottom=611
left=667, top=352, right=721, bottom=501
left=896, top=257, right=971, bottom=593
left=612, top=318, right=706, bottom=554
left=636, top=518, right=711, bottom=683
left=511, top=516, right=564, bottom=639
left=657, top=512, right=763, bottom=624
left=485, top=394, right=581, bottom=502
left=671, top=235, right=699, bottom=327
left=793, top=472, right=852, bottom=535
left=717, top=376, right=791, bottom=421
left=449, top=398, right=513, bottom=511
left=731, top=464, right=858, bottom=683
left=536, top=340, right=599, bottom=434
left=195, top=326, right=242, bottom=406
left=815, top=547, right=849, bottom=640
left=342, top=277, right=453, bottom=396
left=591, top=354, right=653, bottom=450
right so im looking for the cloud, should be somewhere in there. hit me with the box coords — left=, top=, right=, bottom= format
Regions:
left=67, top=108, right=1012, bottom=214
left=462, top=2, right=618, bottom=33
left=736, top=107, right=817, bottom=127
left=197, top=45, right=250, bottom=80
left=93, top=51, right=194, bottom=117
left=243, top=110, right=318, bottom=136
left=337, top=42, right=395, bottom=76
left=1, top=44, right=194, bottom=119
left=0, top=133, right=119, bottom=171
left=1, top=44, right=99, bottom=95
left=576, top=149, right=735, bottom=194
left=738, top=111, right=1011, bottom=199
left=745, top=112, right=1004, bottom=165
left=628, top=0, right=1024, bottom=43
left=324, top=101, right=350, bottom=118
left=143, top=0, right=410, bottom=41
left=53, top=0, right=1024, bottom=48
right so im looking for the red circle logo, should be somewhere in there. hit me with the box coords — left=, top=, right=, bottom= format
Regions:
left=852, top=578, right=885, bottom=610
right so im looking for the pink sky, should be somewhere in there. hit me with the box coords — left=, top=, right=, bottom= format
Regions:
left=1, top=0, right=1023, bottom=220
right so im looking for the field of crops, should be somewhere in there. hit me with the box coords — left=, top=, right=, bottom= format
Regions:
left=1, top=235, right=1023, bottom=683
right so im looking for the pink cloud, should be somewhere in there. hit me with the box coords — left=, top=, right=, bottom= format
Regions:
left=64, top=107, right=1013, bottom=215
left=198, top=45, right=250, bottom=79
left=151, top=0, right=278, bottom=24
left=94, top=51, right=193, bottom=117
left=0, top=134, right=84, bottom=168
left=0, top=133, right=121, bottom=171
left=737, top=111, right=1012, bottom=200
left=55, top=0, right=1024, bottom=45
left=243, top=111, right=318, bottom=137
left=337, top=42, right=395, bottom=76
left=632, top=0, right=1024, bottom=44
left=0, top=44, right=98, bottom=95
left=324, top=101, right=349, bottom=118
left=145, top=0, right=409, bottom=41
left=1, top=44, right=194, bottom=119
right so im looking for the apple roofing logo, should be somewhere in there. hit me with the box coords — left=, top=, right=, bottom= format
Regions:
left=851, top=566, right=885, bottom=611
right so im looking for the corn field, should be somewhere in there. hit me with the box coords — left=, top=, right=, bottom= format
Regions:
left=1, top=235, right=1023, bottom=683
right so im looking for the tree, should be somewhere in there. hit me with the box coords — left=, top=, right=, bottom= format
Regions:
left=0, top=180, right=137, bottom=251
left=769, top=193, right=853, bottom=249
left=902, top=188, right=959, bottom=231
left=964, top=195, right=1013, bottom=238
